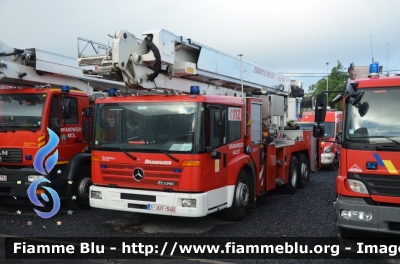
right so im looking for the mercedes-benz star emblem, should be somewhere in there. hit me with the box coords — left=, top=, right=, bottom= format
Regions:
left=133, top=168, right=144, bottom=181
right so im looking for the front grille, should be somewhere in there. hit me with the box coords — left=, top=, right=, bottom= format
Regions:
left=100, top=164, right=182, bottom=187
left=0, top=149, right=22, bottom=163
left=349, top=173, right=400, bottom=197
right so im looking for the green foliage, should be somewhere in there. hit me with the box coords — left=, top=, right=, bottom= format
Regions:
left=308, top=61, right=349, bottom=110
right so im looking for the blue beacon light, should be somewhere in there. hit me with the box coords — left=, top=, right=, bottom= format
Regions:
left=61, top=85, right=70, bottom=93
left=369, top=63, right=379, bottom=76
left=190, top=85, right=200, bottom=95
left=108, top=88, right=117, bottom=96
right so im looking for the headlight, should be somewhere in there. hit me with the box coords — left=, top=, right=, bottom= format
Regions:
left=347, top=179, right=369, bottom=194
left=182, top=199, right=196, bottom=208
left=323, top=146, right=332, bottom=153
left=340, top=210, right=372, bottom=221
left=91, top=191, right=102, bottom=199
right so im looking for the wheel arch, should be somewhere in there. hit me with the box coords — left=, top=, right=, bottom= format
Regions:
left=64, top=152, right=91, bottom=196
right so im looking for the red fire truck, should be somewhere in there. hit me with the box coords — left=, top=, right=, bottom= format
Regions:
left=0, top=39, right=127, bottom=208
left=314, top=62, right=400, bottom=236
left=83, top=28, right=320, bottom=220
left=301, top=109, right=342, bottom=170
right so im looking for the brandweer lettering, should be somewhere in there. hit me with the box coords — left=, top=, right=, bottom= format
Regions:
left=145, top=159, right=172, bottom=165
left=229, top=143, right=243, bottom=149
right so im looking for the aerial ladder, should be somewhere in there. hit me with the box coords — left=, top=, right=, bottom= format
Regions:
left=75, top=28, right=316, bottom=220
left=0, top=28, right=310, bottom=217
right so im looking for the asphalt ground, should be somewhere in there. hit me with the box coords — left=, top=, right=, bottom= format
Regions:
left=0, top=168, right=398, bottom=264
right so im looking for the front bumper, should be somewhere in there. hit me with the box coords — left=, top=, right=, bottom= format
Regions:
left=0, top=167, right=66, bottom=197
left=321, top=152, right=335, bottom=165
left=90, top=185, right=231, bottom=217
left=335, top=194, right=400, bottom=234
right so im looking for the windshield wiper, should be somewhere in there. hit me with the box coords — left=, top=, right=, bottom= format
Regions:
left=118, top=148, right=137, bottom=161
left=0, top=127, right=15, bottom=133
left=19, top=126, right=39, bottom=132
left=368, top=136, right=400, bottom=146
left=158, top=149, right=179, bottom=162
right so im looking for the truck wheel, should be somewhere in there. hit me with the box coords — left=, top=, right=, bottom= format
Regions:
left=329, top=155, right=338, bottom=170
left=219, top=170, right=250, bottom=221
left=297, top=153, right=309, bottom=189
left=65, top=165, right=92, bottom=210
left=278, top=155, right=298, bottom=194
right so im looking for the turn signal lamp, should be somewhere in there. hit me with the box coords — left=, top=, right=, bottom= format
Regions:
left=190, top=85, right=200, bottom=95
left=181, top=160, right=200, bottom=167
left=91, top=155, right=101, bottom=162
left=61, top=85, right=70, bottom=93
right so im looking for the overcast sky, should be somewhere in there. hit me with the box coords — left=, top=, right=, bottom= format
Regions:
left=1, top=0, right=400, bottom=92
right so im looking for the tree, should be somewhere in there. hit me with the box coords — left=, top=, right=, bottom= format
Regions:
left=308, top=61, right=349, bottom=110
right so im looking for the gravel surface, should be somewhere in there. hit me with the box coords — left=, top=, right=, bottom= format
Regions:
left=0, top=168, right=398, bottom=263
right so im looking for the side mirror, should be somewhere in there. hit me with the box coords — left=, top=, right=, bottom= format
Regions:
left=314, top=93, right=327, bottom=123
left=313, top=124, right=325, bottom=138
left=214, top=111, right=225, bottom=137
left=83, top=119, right=91, bottom=143
left=358, top=101, right=369, bottom=117
left=63, top=99, right=72, bottom=119
left=336, top=133, right=342, bottom=144
left=352, top=90, right=365, bottom=106
left=83, top=107, right=91, bottom=118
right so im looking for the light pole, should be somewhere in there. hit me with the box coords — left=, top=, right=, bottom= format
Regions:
left=326, top=62, right=329, bottom=91
left=239, top=54, right=243, bottom=97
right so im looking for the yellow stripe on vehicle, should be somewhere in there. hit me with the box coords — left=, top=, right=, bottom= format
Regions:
left=38, top=135, right=46, bottom=141
left=383, top=160, right=398, bottom=174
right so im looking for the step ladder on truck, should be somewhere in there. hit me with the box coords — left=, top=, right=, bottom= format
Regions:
left=77, top=28, right=322, bottom=220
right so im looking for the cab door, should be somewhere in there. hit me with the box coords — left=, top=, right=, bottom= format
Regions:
left=206, top=107, right=229, bottom=189
left=47, top=95, right=84, bottom=164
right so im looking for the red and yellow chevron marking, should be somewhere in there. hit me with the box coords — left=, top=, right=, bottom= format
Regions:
left=38, top=134, right=46, bottom=148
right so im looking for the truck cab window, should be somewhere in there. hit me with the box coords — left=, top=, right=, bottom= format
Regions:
left=49, top=96, right=60, bottom=131
left=64, top=97, right=78, bottom=124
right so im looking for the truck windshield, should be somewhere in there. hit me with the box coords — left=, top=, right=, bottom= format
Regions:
left=94, top=102, right=202, bottom=153
left=0, top=93, right=46, bottom=130
left=321, top=122, right=334, bottom=138
left=345, top=87, right=400, bottom=144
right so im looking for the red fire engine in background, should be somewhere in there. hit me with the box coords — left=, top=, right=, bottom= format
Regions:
left=300, top=109, right=342, bottom=170
left=314, top=62, right=400, bottom=236
left=0, top=39, right=127, bottom=208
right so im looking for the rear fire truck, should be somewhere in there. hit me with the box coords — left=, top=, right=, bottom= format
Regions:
left=0, top=39, right=127, bottom=208
left=82, top=28, right=319, bottom=220
left=301, top=109, right=342, bottom=170
left=315, top=62, right=400, bottom=236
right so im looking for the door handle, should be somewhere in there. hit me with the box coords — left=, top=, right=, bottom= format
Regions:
left=75, top=139, right=83, bottom=143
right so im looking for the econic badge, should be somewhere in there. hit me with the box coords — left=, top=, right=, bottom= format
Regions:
left=27, top=128, right=61, bottom=219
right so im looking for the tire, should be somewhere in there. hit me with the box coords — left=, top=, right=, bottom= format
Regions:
left=297, top=153, right=309, bottom=189
left=329, top=155, right=338, bottom=170
left=219, top=170, right=250, bottom=221
left=65, top=165, right=92, bottom=209
left=278, top=155, right=298, bottom=194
